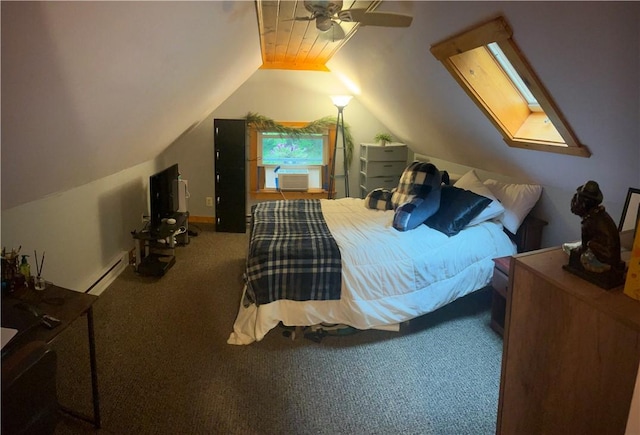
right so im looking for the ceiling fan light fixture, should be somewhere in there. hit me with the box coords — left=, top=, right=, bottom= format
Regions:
left=316, top=16, right=333, bottom=32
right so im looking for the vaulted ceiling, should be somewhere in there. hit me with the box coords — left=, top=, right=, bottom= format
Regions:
left=256, top=0, right=412, bottom=70
left=257, top=0, right=375, bottom=70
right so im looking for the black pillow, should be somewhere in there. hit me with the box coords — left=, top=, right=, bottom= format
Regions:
left=425, top=186, right=491, bottom=236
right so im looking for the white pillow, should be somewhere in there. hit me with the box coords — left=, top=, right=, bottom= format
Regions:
left=483, top=179, right=542, bottom=234
left=454, top=170, right=505, bottom=226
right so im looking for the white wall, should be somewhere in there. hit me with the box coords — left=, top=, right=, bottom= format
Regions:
left=166, top=2, right=640, bottom=249
left=1, top=1, right=260, bottom=293
left=328, top=1, right=640, bottom=247
left=1, top=1, right=260, bottom=210
left=160, top=69, right=392, bottom=217
left=1, top=161, right=158, bottom=292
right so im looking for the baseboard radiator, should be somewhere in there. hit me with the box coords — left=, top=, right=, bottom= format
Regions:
left=85, top=251, right=129, bottom=296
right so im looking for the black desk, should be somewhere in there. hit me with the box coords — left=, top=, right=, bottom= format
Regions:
left=2, top=284, right=101, bottom=428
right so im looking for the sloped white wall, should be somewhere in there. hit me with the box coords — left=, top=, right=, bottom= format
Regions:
left=328, top=1, right=640, bottom=246
left=1, top=161, right=156, bottom=292
left=1, top=1, right=261, bottom=210
left=1, top=1, right=261, bottom=292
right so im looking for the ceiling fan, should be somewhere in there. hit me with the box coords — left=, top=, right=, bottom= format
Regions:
left=293, top=1, right=413, bottom=40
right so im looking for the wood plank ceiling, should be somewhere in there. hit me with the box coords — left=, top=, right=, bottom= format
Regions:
left=256, top=0, right=379, bottom=71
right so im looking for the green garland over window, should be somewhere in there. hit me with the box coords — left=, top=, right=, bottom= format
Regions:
left=246, top=112, right=353, bottom=166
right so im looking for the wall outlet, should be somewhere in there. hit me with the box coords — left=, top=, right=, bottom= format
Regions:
left=206, top=197, right=214, bottom=207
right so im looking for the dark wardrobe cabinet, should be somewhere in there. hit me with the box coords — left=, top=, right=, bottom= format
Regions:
left=214, top=119, right=246, bottom=233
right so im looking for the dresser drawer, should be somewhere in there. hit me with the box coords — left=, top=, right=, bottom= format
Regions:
left=492, top=267, right=509, bottom=298
left=490, top=256, right=512, bottom=337
left=360, top=175, right=400, bottom=191
left=360, top=144, right=408, bottom=161
left=360, top=160, right=406, bottom=177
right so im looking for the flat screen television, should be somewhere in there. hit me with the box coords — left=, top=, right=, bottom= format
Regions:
left=149, top=164, right=179, bottom=230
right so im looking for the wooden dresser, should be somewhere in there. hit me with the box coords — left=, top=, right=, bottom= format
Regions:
left=497, top=247, right=640, bottom=435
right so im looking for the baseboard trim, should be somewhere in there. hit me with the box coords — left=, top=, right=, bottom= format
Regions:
left=86, top=251, right=129, bottom=296
left=189, top=216, right=215, bottom=224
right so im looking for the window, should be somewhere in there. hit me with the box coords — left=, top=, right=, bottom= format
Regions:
left=487, top=42, right=540, bottom=111
left=258, top=131, right=328, bottom=190
left=260, top=132, right=326, bottom=166
left=249, top=122, right=336, bottom=199
left=430, top=17, right=590, bottom=157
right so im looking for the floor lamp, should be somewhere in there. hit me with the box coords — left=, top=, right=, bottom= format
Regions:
left=328, top=95, right=352, bottom=199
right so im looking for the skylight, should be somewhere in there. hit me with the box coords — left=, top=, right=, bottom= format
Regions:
left=430, top=17, right=590, bottom=157
left=487, top=42, right=540, bottom=111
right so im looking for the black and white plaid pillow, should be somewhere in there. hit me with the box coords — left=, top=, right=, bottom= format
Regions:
left=391, top=162, right=443, bottom=209
left=364, top=188, right=394, bottom=210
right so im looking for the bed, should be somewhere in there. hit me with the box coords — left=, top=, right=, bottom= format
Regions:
left=228, top=167, right=544, bottom=345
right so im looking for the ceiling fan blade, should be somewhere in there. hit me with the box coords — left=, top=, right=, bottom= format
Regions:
left=338, top=9, right=413, bottom=27
left=285, top=16, right=315, bottom=22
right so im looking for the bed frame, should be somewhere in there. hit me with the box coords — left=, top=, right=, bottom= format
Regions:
left=505, top=215, right=548, bottom=254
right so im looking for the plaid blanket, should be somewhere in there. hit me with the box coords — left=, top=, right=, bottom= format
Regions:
left=244, top=200, right=342, bottom=305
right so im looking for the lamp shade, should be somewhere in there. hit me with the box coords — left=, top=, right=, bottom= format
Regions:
left=330, top=95, right=353, bottom=108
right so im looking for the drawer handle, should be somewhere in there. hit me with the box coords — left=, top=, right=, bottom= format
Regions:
left=383, top=164, right=392, bottom=167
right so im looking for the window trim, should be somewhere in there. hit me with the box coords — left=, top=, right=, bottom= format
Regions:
left=430, top=16, right=590, bottom=157
left=249, top=121, right=337, bottom=200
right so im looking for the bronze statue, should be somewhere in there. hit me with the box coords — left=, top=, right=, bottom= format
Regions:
left=563, top=180, right=626, bottom=289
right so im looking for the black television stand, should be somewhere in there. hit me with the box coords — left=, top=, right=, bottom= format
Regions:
left=131, top=212, right=188, bottom=277
left=137, top=252, right=175, bottom=277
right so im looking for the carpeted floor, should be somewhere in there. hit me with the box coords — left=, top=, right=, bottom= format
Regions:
left=53, top=224, right=504, bottom=435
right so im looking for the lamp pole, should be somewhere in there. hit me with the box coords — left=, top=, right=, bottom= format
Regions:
left=329, top=95, right=352, bottom=199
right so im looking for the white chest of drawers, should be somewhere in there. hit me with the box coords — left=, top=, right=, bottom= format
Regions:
left=359, top=143, right=408, bottom=198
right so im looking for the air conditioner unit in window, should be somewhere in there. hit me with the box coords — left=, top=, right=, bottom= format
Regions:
left=279, top=170, right=309, bottom=191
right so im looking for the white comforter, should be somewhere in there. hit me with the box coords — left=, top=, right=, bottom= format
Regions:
left=228, top=198, right=516, bottom=345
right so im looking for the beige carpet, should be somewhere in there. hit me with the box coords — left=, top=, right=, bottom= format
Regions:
left=53, top=224, right=504, bottom=435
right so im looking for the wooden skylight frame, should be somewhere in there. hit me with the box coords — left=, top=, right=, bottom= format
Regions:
left=430, top=17, right=590, bottom=157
